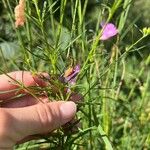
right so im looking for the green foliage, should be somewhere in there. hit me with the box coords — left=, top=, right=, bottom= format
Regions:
left=0, top=0, right=150, bottom=149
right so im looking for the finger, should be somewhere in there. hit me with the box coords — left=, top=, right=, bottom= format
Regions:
left=69, top=92, right=83, bottom=103
left=16, top=135, right=40, bottom=144
left=0, top=71, right=49, bottom=99
left=1, top=101, right=76, bottom=145
left=1, top=96, right=49, bottom=108
left=16, top=132, right=52, bottom=144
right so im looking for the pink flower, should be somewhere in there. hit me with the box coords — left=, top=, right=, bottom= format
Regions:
left=64, top=65, right=80, bottom=85
left=58, top=65, right=80, bottom=93
left=100, top=23, right=118, bottom=40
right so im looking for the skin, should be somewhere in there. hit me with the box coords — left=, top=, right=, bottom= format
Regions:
left=0, top=71, right=76, bottom=150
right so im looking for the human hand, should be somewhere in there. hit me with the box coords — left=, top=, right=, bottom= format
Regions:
left=0, top=71, right=76, bottom=149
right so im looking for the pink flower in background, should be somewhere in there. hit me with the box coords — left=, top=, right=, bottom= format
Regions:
left=100, top=23, right=118, bottom=40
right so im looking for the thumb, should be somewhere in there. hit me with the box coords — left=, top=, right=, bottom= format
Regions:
left=2, top=101, right=76, bottom=144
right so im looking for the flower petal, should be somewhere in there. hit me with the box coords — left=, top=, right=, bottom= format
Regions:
left=65, top=65, right=80, bottom=82
left=100, top=23, right=118, bottom=40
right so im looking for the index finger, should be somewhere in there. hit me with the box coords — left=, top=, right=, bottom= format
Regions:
left=0, top=71, right=48, bottom=100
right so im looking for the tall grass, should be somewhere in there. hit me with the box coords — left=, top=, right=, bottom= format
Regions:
left=0, top=0, right=150, bottom=149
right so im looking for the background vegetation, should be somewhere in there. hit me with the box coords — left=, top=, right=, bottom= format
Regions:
left=0, top=0, right=150, bottom=149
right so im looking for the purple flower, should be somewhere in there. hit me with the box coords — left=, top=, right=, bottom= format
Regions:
left=100, top=22, right=118, bottom=40
left=64, top=65, right=80, bottom=85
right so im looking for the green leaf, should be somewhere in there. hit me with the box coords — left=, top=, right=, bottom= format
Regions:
left=0, top=42, right=19, bottom=59
left=59, top=27, right=71, bottom=50
left=97, top=125, right=113, bottom=150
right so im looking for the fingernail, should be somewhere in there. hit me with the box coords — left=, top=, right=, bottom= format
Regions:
left=60, top=102, right=77, bottom=121
left=41, top=73, right=50, bottom=80
left=33, top=73, right=50, bottom=86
